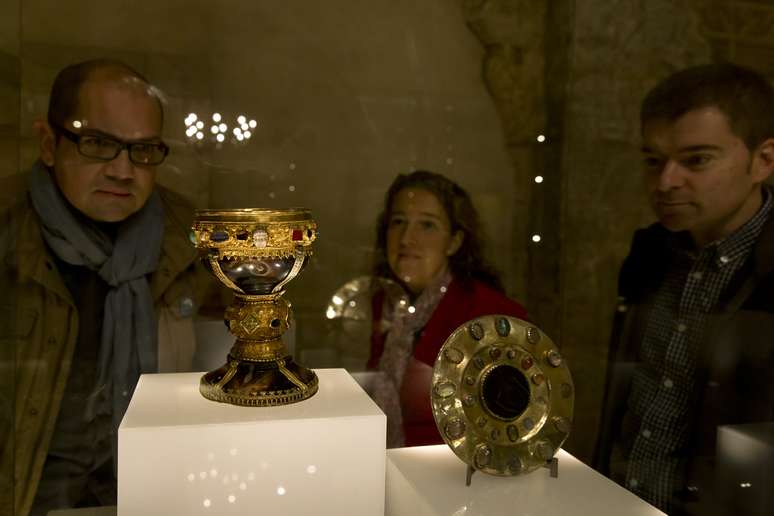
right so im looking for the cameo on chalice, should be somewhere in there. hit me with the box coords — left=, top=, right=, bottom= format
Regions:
left=192, top=208, right=318, bottom=407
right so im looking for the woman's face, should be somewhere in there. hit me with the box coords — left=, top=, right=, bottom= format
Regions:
left=386, top=188, right=463, bottom=295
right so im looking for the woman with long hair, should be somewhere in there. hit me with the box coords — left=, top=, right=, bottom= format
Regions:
left=367, top=170, right=528, bottom=447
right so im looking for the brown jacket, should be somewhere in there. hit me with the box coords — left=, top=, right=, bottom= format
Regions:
left=0, top=173, right=214, bottom=516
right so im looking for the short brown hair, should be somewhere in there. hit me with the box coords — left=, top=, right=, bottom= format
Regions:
left=641, top=63, right=774, bottom=150
left=47, top=58, right=164, bottom=130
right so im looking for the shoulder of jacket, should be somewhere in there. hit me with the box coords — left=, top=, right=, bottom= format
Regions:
left=0, top=173, right=30, bottom=213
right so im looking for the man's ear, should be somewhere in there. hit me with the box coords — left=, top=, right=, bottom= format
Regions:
left=751, top=137, right=774, bottom=183
left=33, top=118, right=57, bottom=167
left=447, top=230, right=464, bottom=256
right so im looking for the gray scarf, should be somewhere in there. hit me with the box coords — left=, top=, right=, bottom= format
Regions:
left=28, top=160, right=163, bottom=447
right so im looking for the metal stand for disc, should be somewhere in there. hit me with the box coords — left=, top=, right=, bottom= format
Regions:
left=465, top=458, right=559, bottom=486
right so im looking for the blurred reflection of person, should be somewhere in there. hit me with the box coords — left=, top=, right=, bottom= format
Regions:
left=593, top=63, right=774, bottom=515
left=366, top=170, right=528, bottom=448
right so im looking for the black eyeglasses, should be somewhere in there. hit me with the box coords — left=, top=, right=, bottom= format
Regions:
left=53, top=123, right=169, bottom=166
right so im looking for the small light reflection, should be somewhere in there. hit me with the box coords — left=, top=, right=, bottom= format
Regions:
left=210, top=469, right=218, bottom=478
left=244, top=130, right=252, bottom=138
left=408, top=306, right=416, bottom=314
left=249, top=472, right=257, bottom=480
left=212, top=113, right=222, bottom=122
left=446, top=157, right=454, bottom=165
left=740, top=482, right=752, bottom=488
left=532, top=235, right=542, bottom=243
left=289, top=162, right=296, bottom=170
left=535, top=176, right=544, bottom=183
left=237, top=115, right=246, bottom=125
left=537, top=134, right=546, bottom=143
left=219, top=123, right=227, bottom=132
left=440, top=286, right=447, bottom=293
left=269, top=192, right=275, bottom=199
left=210, top=126, right=218, bottom=134
left=230, top=448, right=238, bottom=456
left=72, top=120, right=82, bottom=129
left=203, top=499, right=211, bottom=508
left=236, top=134, right=244, bottom=141
left=239, top=482, right=247, bottom=491
left=289, top=185, right=296, bottom=192
left=249, top=119, right=257, bottom=128
left=332, top=296, right=343, bottom=306
left=326, top=307, right=336, bottom=319
left=349, top=300, right=357, bottom=308
left=188, top=113, right=198, bottom=121
left=196, top=132, right=204, bottom=140
left=241, top=123, right=249, bottom=131
left=187, top=473, right=195, bottom=482
left=277, top=486, right=286, bottom=496
left=196, top=121, right=204, bottom=129
left=228, top=495, right=236, bottom=503
left=306, top=465, right=317, bottom=474
left=216, top=134, right=225, bottom=143
left=199, top=471, right=207, bottom=479
left=399, top=299, right=407, bottom=306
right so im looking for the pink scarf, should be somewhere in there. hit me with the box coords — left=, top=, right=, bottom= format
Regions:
left=371, top=270, right=452, bottom=447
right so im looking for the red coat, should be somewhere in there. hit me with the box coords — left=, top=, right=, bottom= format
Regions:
left=367, top=279, right=529, bottom=446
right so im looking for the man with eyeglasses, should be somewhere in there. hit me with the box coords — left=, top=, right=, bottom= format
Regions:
left=0, top=59, right=215, bottom=515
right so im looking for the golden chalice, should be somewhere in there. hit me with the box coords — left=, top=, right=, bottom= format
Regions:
left=192, top=208, right=318, bottom=406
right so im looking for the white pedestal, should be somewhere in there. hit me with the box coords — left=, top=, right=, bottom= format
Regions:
left=385, top=445, right=665, bottom=516
left=118, top=369, right=385, bottom=516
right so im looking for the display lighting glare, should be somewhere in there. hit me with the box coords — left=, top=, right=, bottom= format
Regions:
left=326, top=307, right=336, bottom=319
left=212, top=113, right=222, bottom=122
left=535, top=176, right=544, bottom=183
left=188, top=113, right=197, bottom=121
left=216, top=134, right=225, bottom=143
left=241, top=123, right=249, bottom=131
left=249, top=120, right=257, bottom=129
left=219, top=123, right=227, bottom=132
left=186, top=127, right=197, bottom=137
left=332, top=295, right=343, bottom=306
left=210, top=126, right=219, bottom=134
left=237, top=115, right=246, bottom=125
left=408, top=306, right=416, bottom=314
left=532, top=234, right=542, bottom=243
left=244, top=131, right=251, bottom=139
left=196, top=121, right=204, bottom=129
left=73, top=120, right=83, bottom=129
left=233, top=128, right=241, bottom=136
left=236, top=134, right=244, bottom=141
left=196, top=132, right=204, bottom=140
left=537, top=134, right=546, bottom=143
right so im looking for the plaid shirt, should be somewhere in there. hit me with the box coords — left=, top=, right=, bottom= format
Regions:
left=625, top=189, right=773, bottom=512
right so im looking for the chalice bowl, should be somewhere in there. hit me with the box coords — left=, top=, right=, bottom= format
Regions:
left=192, top=208, right=318, bottom=406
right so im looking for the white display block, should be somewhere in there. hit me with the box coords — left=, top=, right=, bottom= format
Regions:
left=118, top=369, right=385, bottom=516
left=385, top=445, right=665, bottom=516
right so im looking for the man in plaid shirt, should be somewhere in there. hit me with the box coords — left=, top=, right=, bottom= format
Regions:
left=594, top=63, right=774, bottom=515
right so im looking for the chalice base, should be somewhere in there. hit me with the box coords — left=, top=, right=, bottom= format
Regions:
left=200, top=355, right=319, bottom=407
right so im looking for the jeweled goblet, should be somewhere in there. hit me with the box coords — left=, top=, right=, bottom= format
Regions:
left=192, top=208, right=318, bottom=406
